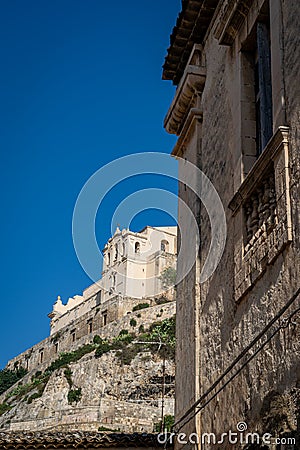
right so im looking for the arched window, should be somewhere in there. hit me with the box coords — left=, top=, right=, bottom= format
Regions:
left=115, top=244, right=119, bottom=261
left=122, top=242, right=126, bottom=256
left=107, top=252, right=111, bottom=266
left=135, top=242, right=140, bottom=254
left=161, top=240, right=169, bottom=252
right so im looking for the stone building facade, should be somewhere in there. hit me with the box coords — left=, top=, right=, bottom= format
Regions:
left=163, top=0, right=300, bottom=448
left=101, top=226, right=177, bottom=302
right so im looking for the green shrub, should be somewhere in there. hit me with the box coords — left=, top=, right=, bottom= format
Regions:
left=0, top=367, right=28, bottom=396
left=134, top=317, right=176, bottom=360
left=115, top=346, right=139, bottom=365
left=27, top=392, right=42, bottom=404
left=132, top=303, right=150, bottom=312
left=119, top=334, right=134, bottom=345
left=8, top=381, right=37, bottom=399
left=93, top=335, right=102, bottom=345
left=159, top=267, right=176, bottom=290
left=67, top=388, right=82, bottom=404
left=119, top=329, right=128, bottom=336
left=148, top=317, right=176, bottom=360
left=91, top=316, right=176, bottom=365
left=148, top=317, right=176, bottom=343
left=0, top=403, right=11, bottom=416
left=47, top=344, right=95, bottom=373
left=98, top=426, right=119, bottom=432
left=154, top=296, right=169, bottom=305
left=95, top=342, right=111, bottom=358
left=130, top=318, right=137, bottom=327
left=6, top=372, right=50, bottom=402
left=154, top=415, right=175, bottom=432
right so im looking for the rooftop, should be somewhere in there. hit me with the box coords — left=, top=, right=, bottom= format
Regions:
left=0, top=431, right=172, bottom=449
left=162, top=0, right=219, bottom=85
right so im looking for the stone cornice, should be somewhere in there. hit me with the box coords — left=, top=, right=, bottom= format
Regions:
left=229, top=126, right=290, bottom=213
left=214, top=0, right=252, bottom=45
left=164, top=63, right=206, bottom=136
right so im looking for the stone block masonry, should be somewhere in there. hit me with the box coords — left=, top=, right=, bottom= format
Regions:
left=163, top=0, right=300, bottom=448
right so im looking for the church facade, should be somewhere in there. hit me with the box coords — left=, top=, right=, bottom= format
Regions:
left=48, top=226, right=177, bottom=335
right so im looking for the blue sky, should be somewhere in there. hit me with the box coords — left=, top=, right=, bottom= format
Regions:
left=0, top=0, right=180, bottom=368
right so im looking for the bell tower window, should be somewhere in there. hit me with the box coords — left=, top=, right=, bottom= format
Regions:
left=161, top=240, right=169, bottom=252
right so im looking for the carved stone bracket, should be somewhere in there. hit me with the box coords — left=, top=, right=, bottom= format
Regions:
left=230, top=127, right=292, bottom=302
left=164, top=45, right=206, bottom=136
left=214, top=0, right=251, bottom=46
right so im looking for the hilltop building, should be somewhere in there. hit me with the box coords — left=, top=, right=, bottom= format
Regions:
left=163, top=0, right=300, bottom=448
left=48, top=226, right=177, bottom=335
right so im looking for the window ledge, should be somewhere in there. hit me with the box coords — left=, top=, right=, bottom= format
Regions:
left=229, top=126, right=290, bottom=214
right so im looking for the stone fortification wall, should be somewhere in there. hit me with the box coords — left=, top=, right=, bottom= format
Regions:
left=6, top=300, right=175, bottom=375
left=1, top=300, right=176, bottom=433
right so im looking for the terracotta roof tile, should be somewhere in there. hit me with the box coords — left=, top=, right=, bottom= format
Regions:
left=0, top=431, right=172, bottom=449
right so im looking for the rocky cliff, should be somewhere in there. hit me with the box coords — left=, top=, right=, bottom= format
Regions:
left=0, top=312, right=175, bottom=433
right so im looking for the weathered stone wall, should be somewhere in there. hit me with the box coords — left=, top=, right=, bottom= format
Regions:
left=175, top=128, right=202, bottom=439
left=164, top=0, right=300, bottom=448
left=197, top=2, right=300, bottom=445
